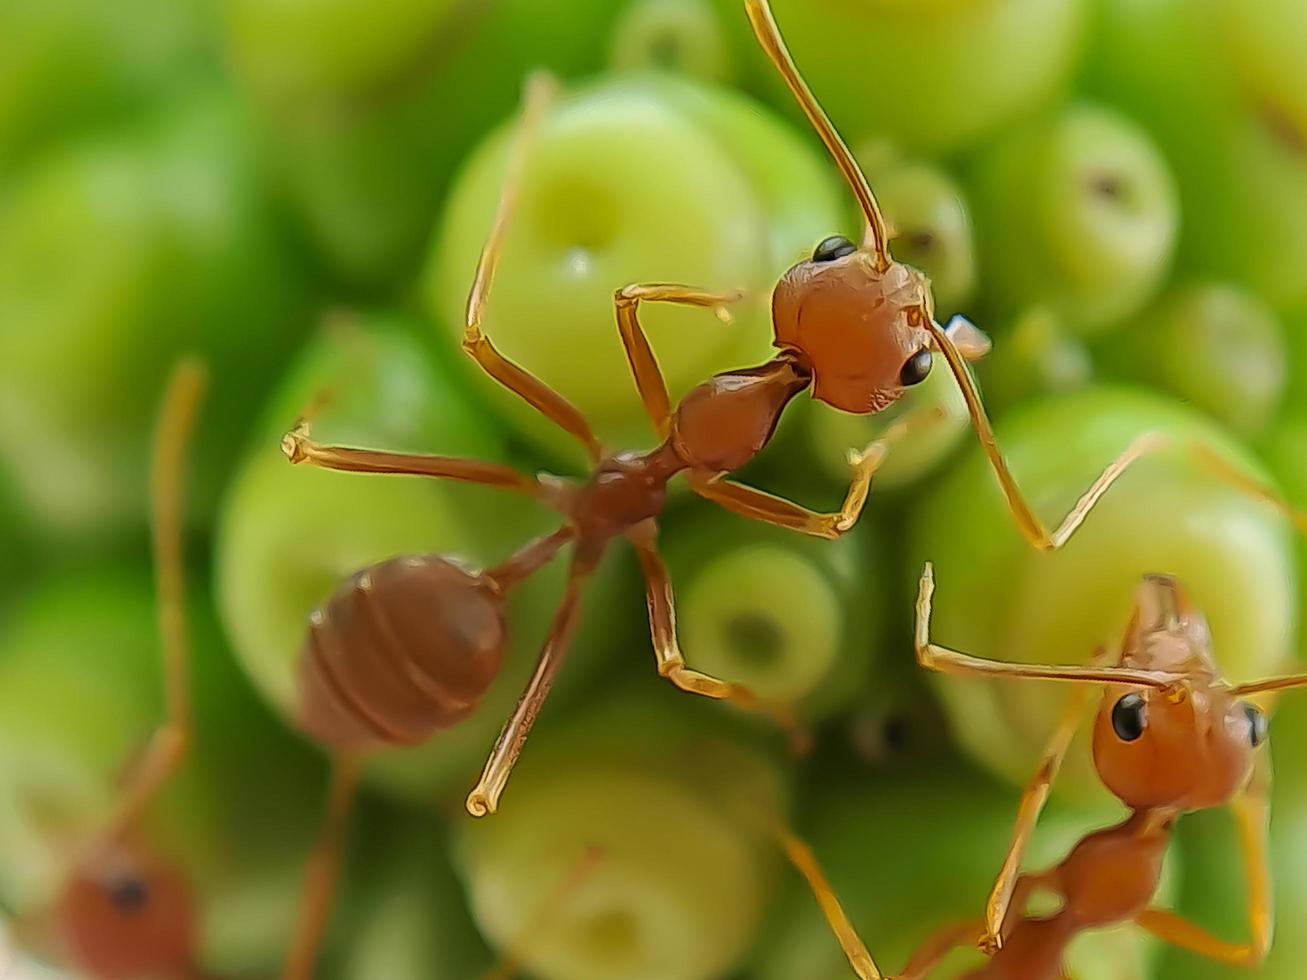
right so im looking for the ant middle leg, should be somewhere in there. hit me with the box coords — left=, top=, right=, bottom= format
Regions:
left=612, top=283, right=745, bottom=438
left=627, top=523, right=807, bottom=748
left=463, top=72, right=603, bottom=462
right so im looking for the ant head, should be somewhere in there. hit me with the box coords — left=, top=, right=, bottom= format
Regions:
left=53, top=840, right=197, bottom=979
left=772, top=237, right=936, bottom=414
left=1092, top=575, right=1267, bottom=812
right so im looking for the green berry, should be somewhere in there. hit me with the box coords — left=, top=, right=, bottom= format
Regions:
left=424, top=75, right=843, bottom=462
left=609, top=0, right=737, bottom=84
left=967, top=103, right=1179, bottom=334
left=1101, top=282, right=1286, bottom=438
left=454, top=684, right=786, bottom=980
left=909, top=387, right=1296, bottom=804
left=659, top=498, right=884, bottom=719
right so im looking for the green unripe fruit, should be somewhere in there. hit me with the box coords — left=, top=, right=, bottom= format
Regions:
left=609, top=0, right=737, bottom=84
left=0, top=91, right=307, bottom=538
left=1102, top=282, right=1286, bottom=438
left=910, top=388, right=1296, bottom=804
left=1088, top=0, right=1307, bottom=310
left=967, top=103, right=1178, bottom=334
left=751, top=768, right=1175, bottom=980
left=980, top=308, right=1092, bottom=412
left=455, top=684, right=786, bottom=980
left=659, top=499, right=884, bottom=720
left=216, top=319, right=634, bottom=803
left=721, top=0, right=1086, bottom=156
left=425, top=75, right=843, bottom=463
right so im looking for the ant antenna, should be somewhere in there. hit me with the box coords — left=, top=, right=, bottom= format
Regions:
left=744, top=0, right=891, bottom=272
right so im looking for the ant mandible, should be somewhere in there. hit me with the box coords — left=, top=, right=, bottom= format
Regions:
left=4, top=361, right=208, bottom=980
left=786, top=561, right=1307, bottom=980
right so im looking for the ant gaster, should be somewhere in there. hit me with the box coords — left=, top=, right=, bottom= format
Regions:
left=787, top=563, right=1307, bottom=980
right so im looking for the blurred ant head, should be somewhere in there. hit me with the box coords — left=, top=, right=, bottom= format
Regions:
left=1092, top=575, right=1269, bottom=813
left=53, top=839, right=198, bottom=980
left=771, top=236, right=936, bottom=414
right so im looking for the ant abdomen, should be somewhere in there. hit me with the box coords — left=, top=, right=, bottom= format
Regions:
left=296, top=555, right=507, bottom=749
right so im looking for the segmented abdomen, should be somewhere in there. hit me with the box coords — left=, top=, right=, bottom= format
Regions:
left=296, top=555, right=507, bottom=749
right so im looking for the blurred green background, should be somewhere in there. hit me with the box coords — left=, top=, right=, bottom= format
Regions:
left=1, top=0, right=1306, bottom=977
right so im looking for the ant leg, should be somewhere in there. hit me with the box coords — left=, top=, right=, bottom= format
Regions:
left=628, top=525, right=808, bottom=748
left=612, top=283, right=744, bottom=437
left=478, top=845, right=605, bottom=980
left=282, top=752, right=362, bottom=980
left=1183, top=439, right=1307, bottom=534
left=686, top=407, right=939, bottom=540
left=914, top=564, right=1184, bottom=691
left=464, top=73, right=602, bottom=462
left=98, top=359, right=206, bottom=845
left=1134, top=759, right=1272, bottom=967
left=777, top=829, right=884, bottom=980
left=466, top=560, right=594, bottom=817
left=979, top=655, right=1110, bottom=953
left=925, top=316, right=1174, bottom=553
left=896, top=919, right=987, bottom=980
left=281, top=417, right=546, bottom=499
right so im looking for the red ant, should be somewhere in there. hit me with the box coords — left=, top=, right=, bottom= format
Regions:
left=273, top=0, right=1198, bottom=974
left=4, top=361, right=209, bottom=980
left=785, top=561, right=1307, bottom=980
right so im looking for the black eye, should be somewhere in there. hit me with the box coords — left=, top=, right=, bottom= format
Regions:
left=1111, top=692, right=1147, bottom=742
left=1243, top=703, right=1268, bottom=747
left=898, top=349, right=933, bottom=387
left=107, top=875, right=148, bottom=913
left=812, top=235, right=856, bottom=263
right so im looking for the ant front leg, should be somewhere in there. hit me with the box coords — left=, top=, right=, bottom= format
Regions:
left=627, top=522, right=808, bottom=748
left=979, top=647, right=1114, bottom=953
left=464, top=72, right=603, bottom=463
left=612, top=283, right=745, bottom=437
left=1134, top=759, right=1273, bottom=967
left=688, top=405, right=947, bottom=540
left=894, top=919, right=987, bottom=980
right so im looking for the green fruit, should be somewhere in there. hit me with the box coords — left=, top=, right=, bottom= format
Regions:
left=0, top=568, right=323, bottom=976
left=216, top=318, right=636, bottom=803
left=1088, top=0, right=1307, bottom=310
left=1101, top=282, right=1286, bottom=438
left=876, top=161, right=977, bottom=314
left=966, top=103, right=1178, bottom=334
left=979, top=307, right=1092, bottom=412
left=608, top=0, right=737, bottom=84
left=722, top=0, right=1087, bottom=156
left=659, top=497, right=884, bottom=719
left=909, top=387, right=1296, bottom=804
left=454, top=682, right=787, bottom=980
left=425, top=74, right=843, bottom=463
left=0, top=90, right=307, bottom=538
left=230, top=0, right=627, bottom=287
left=751, top=767, right=1175, bottom=980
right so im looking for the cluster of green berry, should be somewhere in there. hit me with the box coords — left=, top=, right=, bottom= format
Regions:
left=0, top=0, right=1305, bottom=978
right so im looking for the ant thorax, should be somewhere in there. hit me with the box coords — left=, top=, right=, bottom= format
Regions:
left=771, top=249, right=933, bottom=414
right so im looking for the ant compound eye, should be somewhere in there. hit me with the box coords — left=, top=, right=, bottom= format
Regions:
left=1243, top=703, right=1268, bottom=747
left=812, top=235, right=856, bottom=263
left=107, top=875, right=149, bottom=914
left=1111, top=692, right=1147, bottom=742
left=898, top=349, right=934, bottom=387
